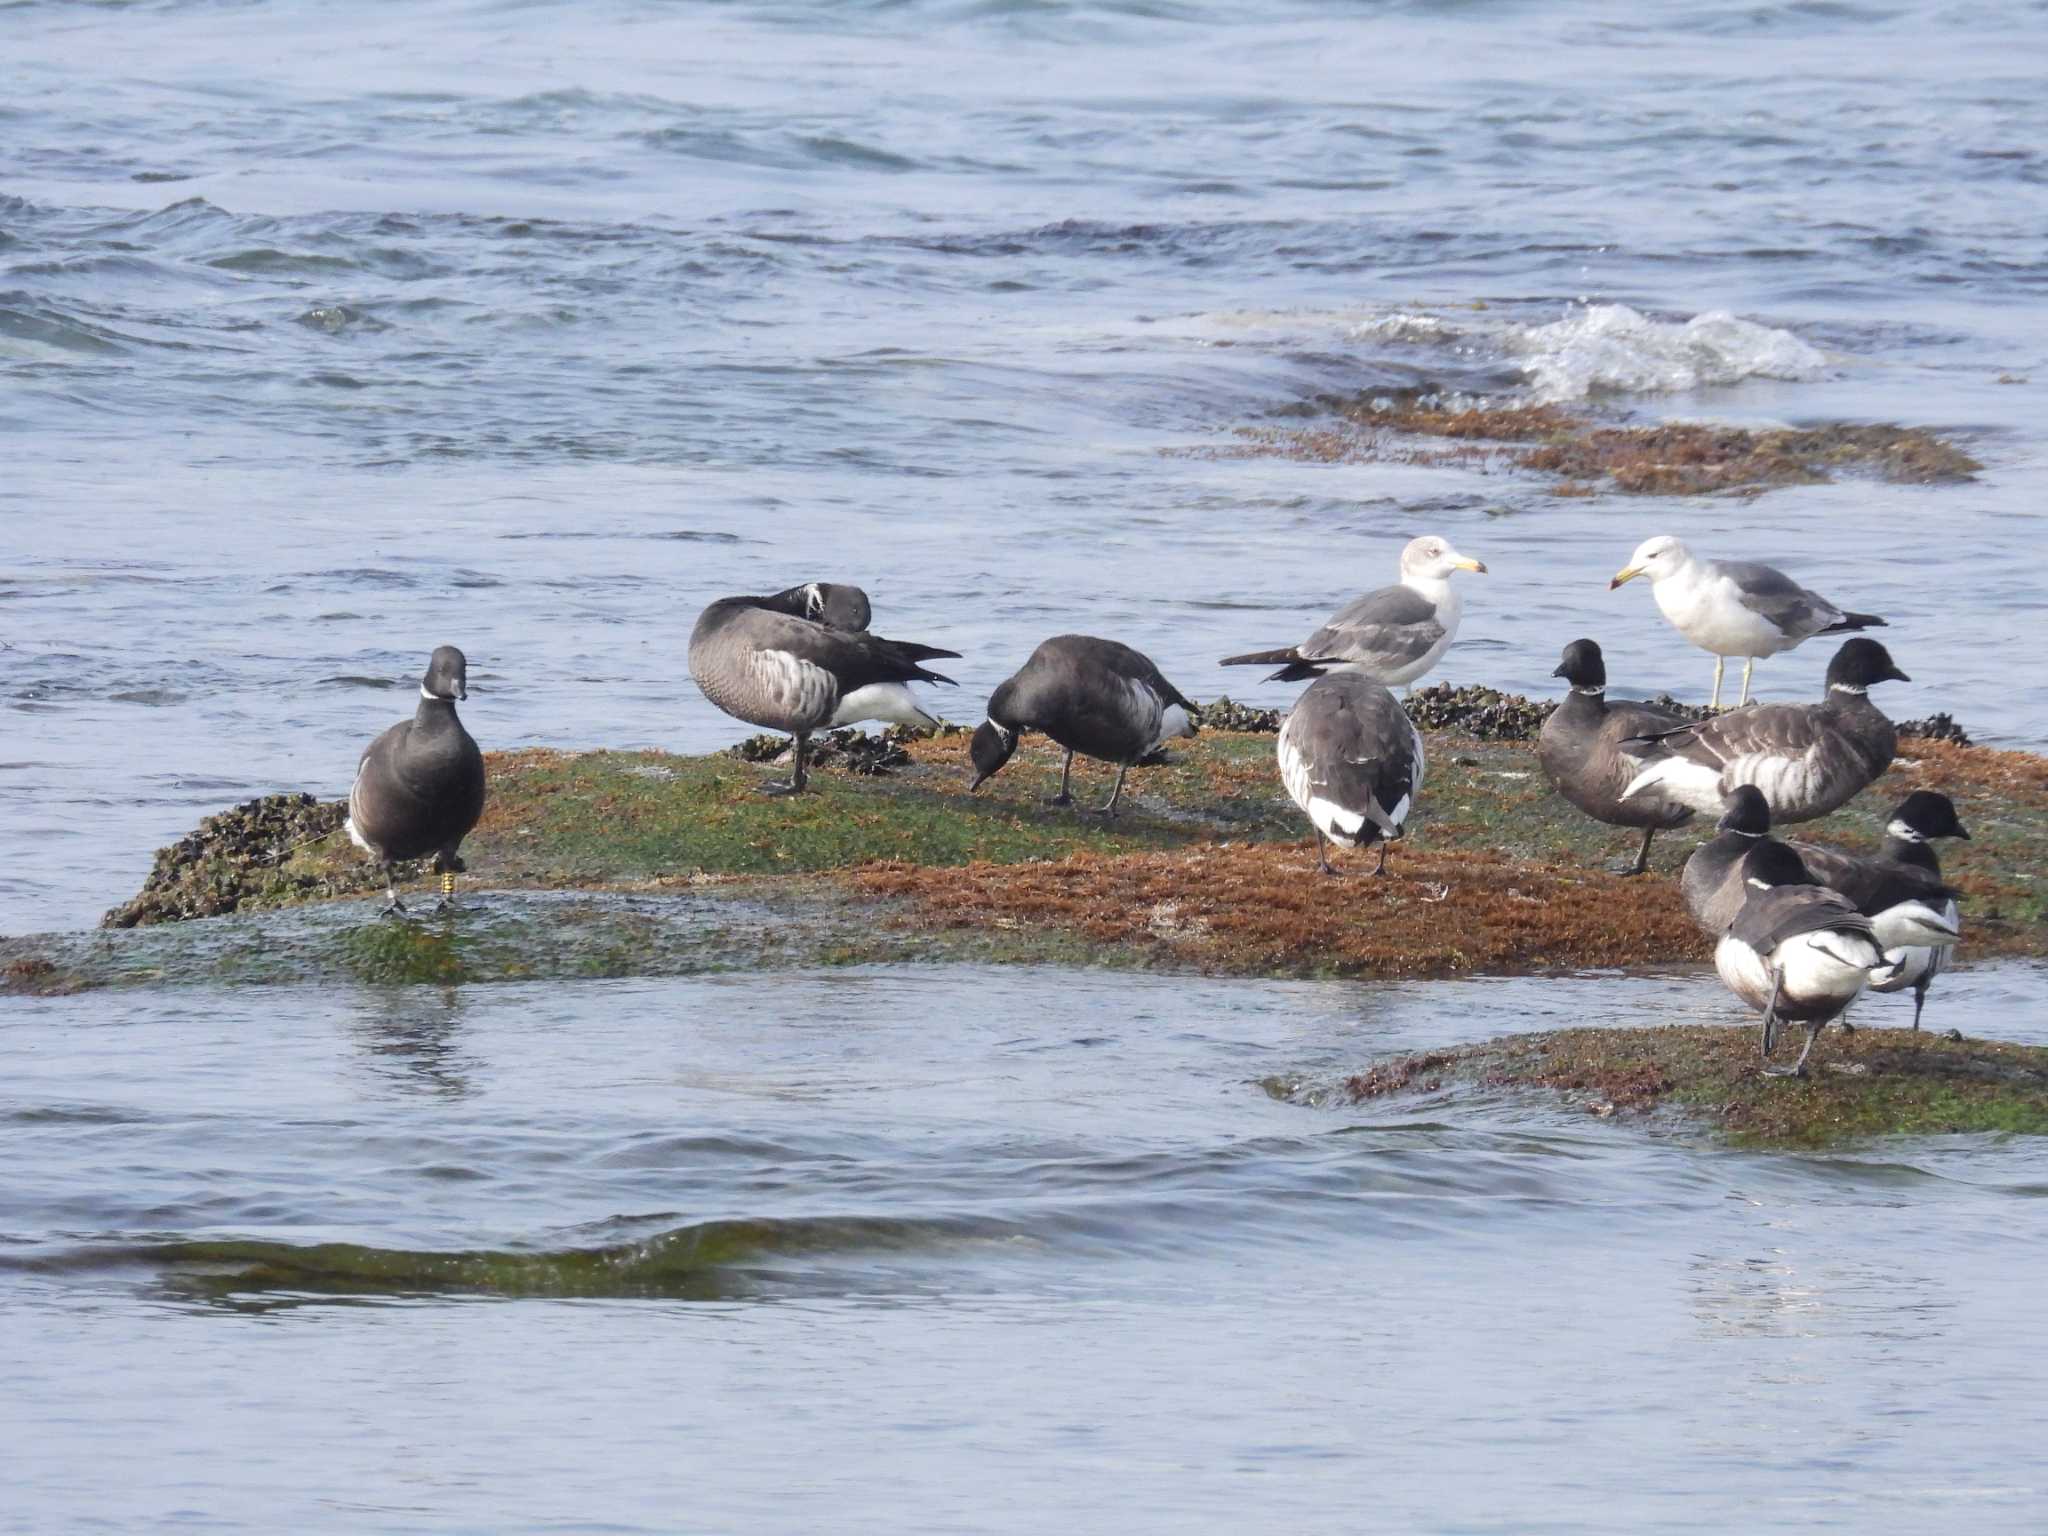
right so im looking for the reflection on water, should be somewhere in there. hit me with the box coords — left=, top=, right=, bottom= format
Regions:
left=348, top=985, right=474, bottom=1099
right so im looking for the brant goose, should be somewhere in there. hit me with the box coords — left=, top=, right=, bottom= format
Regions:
left=967, top=634, right=1197, bottom=816
left=1791, top=790, right=1969, bottom=1031
left=1619, top=638, right=1907, bottom=823
left=1680, top=784, right=1775, bottom=937
left=1276, top=671, right=1424, bottom=875
left=1536, top=638, right=1695, bottom=875
left=1714, top=840, right=1892, bottom=1078
left=689, top=594, right=958, bottom=795
left=1610, top=535, right=1885, bottom=707
left=346, top=645, right=487, bottom=914
left=1221, top=535, right=1486, bottom=686
left=760, top=582, right=872, bottom=632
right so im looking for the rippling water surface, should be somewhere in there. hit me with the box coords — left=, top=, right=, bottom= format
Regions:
left=6, top=1, right=2048, bottom=1527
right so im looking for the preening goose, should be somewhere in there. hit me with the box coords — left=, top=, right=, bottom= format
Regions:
left=1276, top=671, right=1424, bottom=875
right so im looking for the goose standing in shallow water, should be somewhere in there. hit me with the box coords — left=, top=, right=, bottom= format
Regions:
left=1681, top=784, right=1776, bottom=937
left=1619, top=638, right=1908, bottom=822
left=967, top=635, right=1197, bottom=816
left=1276, top=671, right=1424, bottom=875
left=1792, top=791, right=1969, bottom=1031
left=1609, top=535, right=1886, bottom=707
left=1221, top=534, right=1485, bottom=686
left=346, top=645, right=487, bottom=915
left=1535, top=638, right=1695, bottom=875
left=688, top=594, right=959, bottom=795
left=1715, top=841, right=1895, bottom=1078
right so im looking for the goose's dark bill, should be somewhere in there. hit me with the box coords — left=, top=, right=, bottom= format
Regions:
left=1618, top=638, right=1907, bottom=823
left=1790, top=790, right=1969, bottom=1031
left=687, top=597, right=958, bottom=795
left=1220, top=534, right=1484, bottom=687
left=344, top=645, right=488, bottom=915
left=1275, top=671, right=1424, bottom=876
left=1535, top=637, right=1695, bottom=876
left=1713, top=840, right=1889, bottom=1079
left=1610, top=535, right=1886, bottom=708
left=967, top=634, right=1197, bottom=816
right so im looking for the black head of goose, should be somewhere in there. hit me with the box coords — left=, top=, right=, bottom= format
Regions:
left=1790, top=790, right=1968, bottom=1030
left=1679, top=784, right=1776, bottom=938
left=346, top=645, right=488, bottom=915
left=1275, top=670, right=1424, bottom=876
left=688, top=595, right=959, bottom=795
left=966, top=635, right=1197, bottom=816
left=760, top=582, right=873, bottom=632
left=1714, top=839, right=1890, bottom=1079
left=1219, top=534, right=1485, bottom=686
left=1618, top=637, right=1908, bottom=823
left=1535, top=637, right=1696, bottom=876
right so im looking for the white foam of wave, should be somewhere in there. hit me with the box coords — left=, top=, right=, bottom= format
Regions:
left=1502, top=304, right=1828, bottom=403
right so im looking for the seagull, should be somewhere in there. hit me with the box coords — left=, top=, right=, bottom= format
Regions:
left=346, top=645, right=488, bottom=915
left=1276, top=671, right=1425, bottom=875
left=1680, top=784, right=1775, bottom=937
left=1792, top=791, right=1970, bottom=1031
left=1221, top=534, right=1486, bottom=686
left=967, top=635, right=1198, bottom=816
left=1609, top=535, right=1885, bottom=707
left=1714, top=840, right=1894, bottom=1079
left=1619, top=638, right=1907, bottom=823
left=688, top=595, right=959, bottom=795
left=1535, top=638, right=1696, bottom=875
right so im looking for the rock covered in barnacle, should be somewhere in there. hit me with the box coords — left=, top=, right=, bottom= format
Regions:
left=1897, top=713, right=1973, bottom=748
left=1194, top=696, right=1284, bottom=734
left=722, top=723, right=938, bottom=774
left=101, top=792, right=383, bottom=929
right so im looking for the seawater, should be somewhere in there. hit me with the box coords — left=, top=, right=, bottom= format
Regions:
left=4, top=1, right=2048, bottom=1529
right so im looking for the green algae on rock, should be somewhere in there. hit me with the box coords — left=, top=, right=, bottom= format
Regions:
left=1291, top=1023, right=2048, bottom=1150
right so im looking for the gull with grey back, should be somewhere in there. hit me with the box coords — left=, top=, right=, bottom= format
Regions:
left=1714, top=841, right=1894, bottom=1078
left=1619, top=638, right=1908, bottom=823
left=346, top=645, right=488, bottom=915
left=1791, top=791, right=1970, bottom=1031
left=1610, top=534, right=1885, bottom=707
left=689, top=594, right=959, bottom=794
left=1221, top=534, right=1486, bottom=686
left=1276, top=671, right=1425, bottom=876
left=1536, top=638, right=1696, bottom=875
left=967, top=635, right=1198, bottom=815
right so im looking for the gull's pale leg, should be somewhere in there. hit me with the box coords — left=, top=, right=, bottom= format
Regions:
left=1710, top=655, right=1725, bottom=711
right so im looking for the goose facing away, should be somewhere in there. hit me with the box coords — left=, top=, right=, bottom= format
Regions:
left=759, top=581, right=873, bottom=632
left=1680, top=784, right=1775, bottom=938
left=1221, top=534, right=1486, bottom=686
left=1619, top=638, right=1907, bottom=823
left=346, top=645, right=488, bottom=914
left=1714, top=840, right=1891, bottom=1078
left=967, top=634, right=1197, bottom=816
left=1276, top=671, right=1424, bottom=875
left=1791, top=790, right=1969, bottom=1030
left=1609, top=535, right=1885, bottom=707
left=1535, top=638, right=1695, bottom=875
left=688, top=595, right=959, bottom=795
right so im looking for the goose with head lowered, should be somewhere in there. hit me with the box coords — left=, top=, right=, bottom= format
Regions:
left=1791, top=790, right=1969, bottom=1031
left=967, top=635, right=1197, bottom=816
left=1221, top=534, right=1486, bottom=686
left=689, top=593, right=959, bottom=795
left=758, top=581, right=873, bottom=632
left=1619, top=637, right=1908, bottom=823
left=1609, top=535, right=1885, bottom=708
left=1276, top=671, right=1424, bottom=875
left=1714, top=840, right=1897, bottom=1079
left=1536, top=637, right=1696, bottom=875
left=346, top=645, right=488, bottom=915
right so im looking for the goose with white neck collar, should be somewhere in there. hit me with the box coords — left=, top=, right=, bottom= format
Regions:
left=345, top=645, right=487, bottom=916
left=1535, top=637, right=1696, bottom=875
